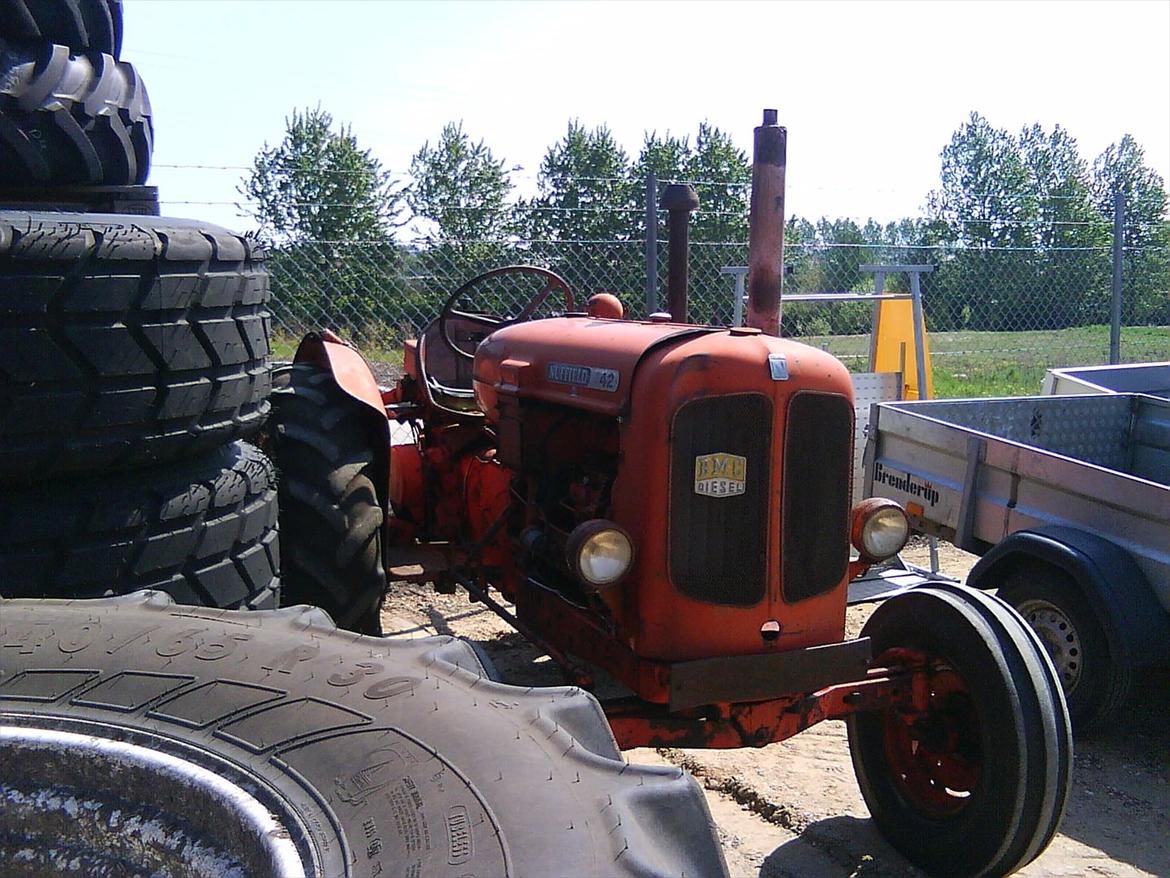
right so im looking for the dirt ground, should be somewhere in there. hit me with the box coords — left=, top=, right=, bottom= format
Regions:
left=380, top=540, right=1169, bottom=877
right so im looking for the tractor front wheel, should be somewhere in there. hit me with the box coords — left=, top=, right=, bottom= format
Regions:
left=847, top=584, right=1072, bottom=878
left=265, top=363, right=387, bottom=634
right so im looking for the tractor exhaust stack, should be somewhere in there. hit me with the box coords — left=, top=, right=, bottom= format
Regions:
left=746, top=109, right=786, bottom=336
left=662, top=183, right=700, bottom=323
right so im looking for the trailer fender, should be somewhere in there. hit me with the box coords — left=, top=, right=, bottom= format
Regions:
left=968, top=526, right=1170, bottom=666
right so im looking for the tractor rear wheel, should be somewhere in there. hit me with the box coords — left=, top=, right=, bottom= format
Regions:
left=265, top=363, right=387, bottom=634
left=846, top=584, right=1071, bottom=878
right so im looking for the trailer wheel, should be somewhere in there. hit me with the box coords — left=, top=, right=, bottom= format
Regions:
left=266, top=363, right=387, bottom=634
left=847, top=584, right=1071, bottom=878
left=0, top=592, right=728, bottom=878
left=997, top=565, right=1124, bottom=729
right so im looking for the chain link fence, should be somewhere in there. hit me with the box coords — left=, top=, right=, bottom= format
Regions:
left=267, top=229, right=1168, bottom=397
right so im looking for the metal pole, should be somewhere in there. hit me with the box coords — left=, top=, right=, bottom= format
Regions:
left=746, top=109, right=786, bottom=336
left=910, top=272, right=929, bottom=402
left=1110, top=190, right=1124, bottom=364
left=867, top=270, right=886, bottom=371
left=645, top=171, right=658, bottom=313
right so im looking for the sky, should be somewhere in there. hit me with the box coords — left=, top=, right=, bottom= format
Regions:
left=124, top=0, right=1170, bottom=235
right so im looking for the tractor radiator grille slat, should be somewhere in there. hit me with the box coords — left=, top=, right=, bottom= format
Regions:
left=669, top=393, right=772, bottom=606
left=782, top=392, right=853, bottom=602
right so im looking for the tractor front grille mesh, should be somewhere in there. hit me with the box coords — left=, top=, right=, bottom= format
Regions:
left=782, top=392, right=852, bottom=602
left=669, top=393, right=771, bottom=606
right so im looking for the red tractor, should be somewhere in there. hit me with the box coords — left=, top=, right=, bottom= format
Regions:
left=269, top=112, right=1071, bottom=876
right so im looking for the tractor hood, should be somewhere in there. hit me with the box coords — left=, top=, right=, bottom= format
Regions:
left=473, top=316, right=719, bottom=418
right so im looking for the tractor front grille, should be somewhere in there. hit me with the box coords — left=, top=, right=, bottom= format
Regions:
left=782, top=392, right=852, bottom=602
left=669, top=393, right=772, bottom=606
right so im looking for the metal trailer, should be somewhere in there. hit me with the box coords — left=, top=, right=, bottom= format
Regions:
left=863, top=392, right=1170, bottom=727
left=1043, top=361, right=1170, bottom=400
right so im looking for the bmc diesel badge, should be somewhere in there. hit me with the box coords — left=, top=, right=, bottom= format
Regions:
left=694, top=452, right=747, bottom=497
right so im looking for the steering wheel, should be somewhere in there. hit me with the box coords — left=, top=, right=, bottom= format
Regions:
left=438, top=265, right=575, bottom=361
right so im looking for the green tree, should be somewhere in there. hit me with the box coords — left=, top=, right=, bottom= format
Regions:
left=685, top=123, right=751, bottom=245
left=526, top=121, right=635, bottom=242
left=929, top=112, right=1035, bottom=248
left=928, top=113, right=1041, bottom=331
left=408, top=121, right=513, bottom=246
left=523, top=121, right=639, bottom=296
left=1092, top=135, right=1170, bottom=324
left=1017, top=124, right=1110, bottom=326
left=239, top=107, right=407, bottom=341
left=240, top=107, right=402, bottom=245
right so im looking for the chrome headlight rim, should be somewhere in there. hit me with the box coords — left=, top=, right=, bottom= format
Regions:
left=852, top=499, right=910, bottom=561
left=565, top=520, right=635, bottom=589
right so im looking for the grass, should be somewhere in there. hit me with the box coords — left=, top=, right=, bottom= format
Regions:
left=803, top=324, right=1170, bottom=398
left=270, top=331, right=406, bottom=370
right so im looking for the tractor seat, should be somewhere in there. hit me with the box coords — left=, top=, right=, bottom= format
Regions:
left=416, top=318, right=486, bottom=416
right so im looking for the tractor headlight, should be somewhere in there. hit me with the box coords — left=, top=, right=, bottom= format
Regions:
left=851, top=499, right=910, bottom=561
left=567, top=520, right=634, bottom=589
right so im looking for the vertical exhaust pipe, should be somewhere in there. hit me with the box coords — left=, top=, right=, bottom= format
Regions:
left=662, top=183, right=700, bottom=323
left=746, top=109, right=786, bottom=336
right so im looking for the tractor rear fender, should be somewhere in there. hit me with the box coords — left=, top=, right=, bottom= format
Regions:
left=293, top=331, right=389, bottom=420
left=968, top=526, right=1170, bottom=666
left=293, top=331, right=394, bottom=532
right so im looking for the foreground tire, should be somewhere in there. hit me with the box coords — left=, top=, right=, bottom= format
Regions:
left=0, top=42, right=151, bottom=186
left=846, top=584, right=1072, bottom=877
left=0, top=0, right=123, bottom=56
left=266, top=363, right=387, bottom=634
left=0, top=592, right=729, bottom=878
left=997, top=565, right=1125, bottom=729
left=0, top=211, right=271, bottom=483
left=0, top=441, right=279, bottom=609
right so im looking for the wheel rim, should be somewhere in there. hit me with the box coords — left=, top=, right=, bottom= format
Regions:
left=1015, top=597, right=1082, bottom=694
left=881, top=661, right=982, bottom=818
left=1, top=725, right=306, bottom=878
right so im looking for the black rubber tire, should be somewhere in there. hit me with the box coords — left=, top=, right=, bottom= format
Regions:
left=997, top=564, right=1126, bottom=730
left=0, top=211, right=272, bottom=484
left=0, top=0, right=123, bottom=56
left=265, top=363, right=387, bottom=635
left=0, top=592, right=729, bottom=878
left=846, top=584, right=1072, bottom=878
left=0, top=441, right=279, bottom=610
left=0, top=41, right=150, bottom=186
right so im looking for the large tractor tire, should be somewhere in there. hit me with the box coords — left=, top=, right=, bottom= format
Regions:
left=0, top=592, right=729, bottom=878
left=265, top=363, right=387, bottom=635
left=0, top=211, right=271, bottom=484
left=847, top=583, right=1072, bottom=878
left=996, top=564, right=1128, bottom=730
left=0, top=41, right=151, bottom=186
left=0, top=441, right=279, bottom=609
left=0, top=0, right=123, bottom=56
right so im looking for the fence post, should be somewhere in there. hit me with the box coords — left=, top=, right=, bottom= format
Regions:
left=1110, top=189, right=1124, bottom=364
left=645, top=171, right=658, bottom=313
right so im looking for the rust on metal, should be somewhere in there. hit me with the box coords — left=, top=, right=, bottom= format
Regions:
left=746, top=109, right=786, bottom=336
left=661, top=183, right=700, bottom=323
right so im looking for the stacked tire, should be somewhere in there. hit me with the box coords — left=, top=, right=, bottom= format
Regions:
left=1, top=3, right=279, bottom=611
